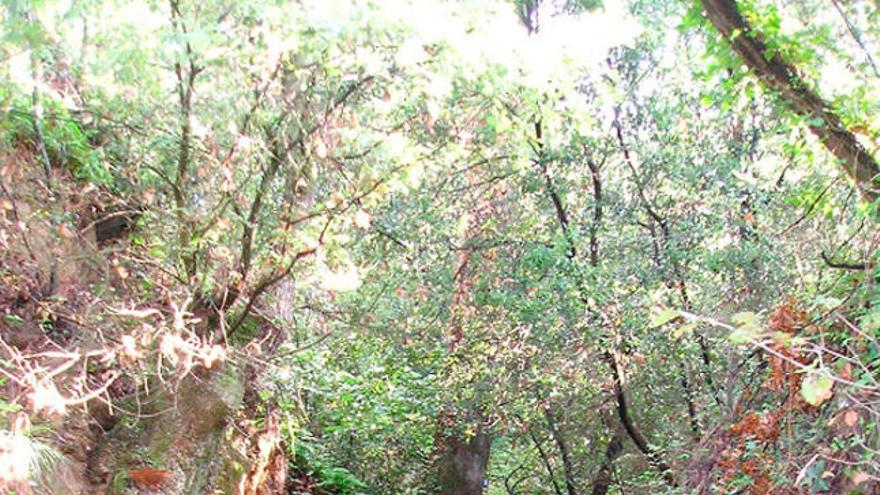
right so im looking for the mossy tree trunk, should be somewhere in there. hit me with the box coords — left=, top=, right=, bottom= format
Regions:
left=701, top=0, right=880, bottom=204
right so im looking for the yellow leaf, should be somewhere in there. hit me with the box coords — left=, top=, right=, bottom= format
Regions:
left=673, top=322, right=698, bottom=339
left=650, top=307, right=679, bottom=327
left=800, top=373, right=834, bottom=406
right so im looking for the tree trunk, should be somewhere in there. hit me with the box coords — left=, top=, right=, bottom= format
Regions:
left=590, top=429, right=624, bottom=495
left=436, top=428, right=491, bottom=495
left=545, top=409, right=579, bottom=495
left=606, top=350, right=676, bottom=487
left=700, top=0, right=880, bottom=204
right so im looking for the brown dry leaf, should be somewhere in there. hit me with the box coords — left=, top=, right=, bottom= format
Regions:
left=839, top=362, right=853, bottom=381
left=201, top=344, right=226, bottom=370
left=59, top=224, right=74, bottom=239
left=129, top=468, right=172, bottom=489
left=0, top=199, right=12, bottom=210
left=851, top=471, right=870, bottom=485
left=844, top=409, right=859, bottom=427
left=215, top=217, right=232, bottom=231
left=330, top=191, right=344, bottom=208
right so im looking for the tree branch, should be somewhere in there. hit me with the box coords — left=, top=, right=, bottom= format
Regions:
left=700, top=0, right=880, bottom=204
left=821, top=251, right=871, bottom=271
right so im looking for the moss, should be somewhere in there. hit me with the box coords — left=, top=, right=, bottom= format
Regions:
left=229, top=460, right=246, bottom=480
left=183, top=430, right=220, bottom=495
left=93, top=365, right=248, bottom=494
left=143, top=419, right=176, bottom=466
left=109, top=470, right=129, bottom=492
left=227, top=315, right=262, bottom=346
left=214, top=443, right=250, bottom=495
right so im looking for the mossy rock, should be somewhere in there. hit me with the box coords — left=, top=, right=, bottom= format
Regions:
left=93, top=365, right=246, bottom=494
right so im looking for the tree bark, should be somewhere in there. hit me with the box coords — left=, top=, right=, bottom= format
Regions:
left=590, top=428, right=624, bottom=495
left=528, top=426, right=564, bottom=495
left=436, top=427, right=490, bottom=495
left=700, top=0, right=880, bottom=204
left=587, top=158, right=602, bottom=268
left=606, top=350, right=676, bottom=486
left=544, top=408, right=579, bottom=495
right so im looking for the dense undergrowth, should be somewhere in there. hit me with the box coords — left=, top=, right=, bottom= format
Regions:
left=2, top=1, right=880, bottom=494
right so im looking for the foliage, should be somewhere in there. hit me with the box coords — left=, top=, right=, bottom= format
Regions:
left=0, top=0, right=879, bottom=494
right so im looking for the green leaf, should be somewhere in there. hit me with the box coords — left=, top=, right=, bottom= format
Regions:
left=728, top=312, right=762, bottom=344
left=672, top=322, right=698, bottom=339
left=807, top=117, right=824, bottom=128
left=731, top=311, right=760, bottom=328
left=813, top=296, right=842, bottom=310
left=3, top=314, right=25, bottom=326
left=728, top=327, right=754, bottom=344
left=800, top=373, right=834, bottom=406
left=650, top=308, right=679, bottom=327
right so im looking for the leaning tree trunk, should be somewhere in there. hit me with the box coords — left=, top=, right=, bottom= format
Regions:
left=436, top=426, right=490, bottom=495
left=700, top=0, right=880, bottom=204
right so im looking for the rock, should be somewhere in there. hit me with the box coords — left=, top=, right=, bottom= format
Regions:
left=90, top=365, right=246, bottom=495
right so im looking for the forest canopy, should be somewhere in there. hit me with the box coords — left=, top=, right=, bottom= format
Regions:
left=1, top=0, right=880, bottom=494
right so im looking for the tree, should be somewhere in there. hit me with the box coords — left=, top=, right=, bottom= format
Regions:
left=700, top=0, right=880, bottom=204
left=2, top=1, right=879, bottom=494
